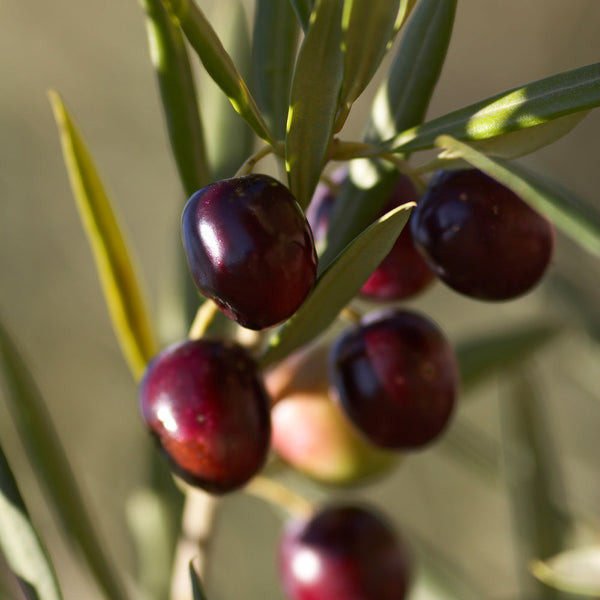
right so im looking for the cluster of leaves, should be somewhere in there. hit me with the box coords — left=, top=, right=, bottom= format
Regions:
left=1, top=1, right=600, bottom=599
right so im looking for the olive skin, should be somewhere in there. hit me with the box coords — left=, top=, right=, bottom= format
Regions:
left=278, top=504, right=411, bottom=600
left=182, top=174, right=318, bottom=330
left=139, top=338, right=271, bottom=494
left=410, top=169, right=555, bottom=301
left=329, top=309, right=458, bottom=450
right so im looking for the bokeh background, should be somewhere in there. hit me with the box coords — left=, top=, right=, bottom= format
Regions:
left=1, top=1, right=599, bottom=599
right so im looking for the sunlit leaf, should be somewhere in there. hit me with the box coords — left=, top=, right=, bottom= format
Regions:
left=49, top=91, right=158, bottom=381
left=531, top=546, right=600, bottom=596
left=0, top=320, right=130, bottom=600
left=252, top=0, right=300, bottom=140
left=384, top=62, right=600, bottom=153
left=339, top=0, right=400, bottom=108
left=260, top=202, right=414, bottom=368
left=168, top=0, right=275, bottom=144
left=435, top=135, right=600, bottom=257
left=0, top=445, right=63, bottom=600
left=286, top=0, right=345, bottom=209
left=141, top=0, right=210, bottom=197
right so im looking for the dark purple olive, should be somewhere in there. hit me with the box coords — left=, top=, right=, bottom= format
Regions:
left=329, top=309, right=458, bottom=450
left=278, top=504, right=411, bottom=600
left=307, top=171, right=434, bottom=301
left=139, top=338, right=271, bottom=494
left=410, top=169, right=555, bottom=301
left=182, top=174, right=318, bottom=330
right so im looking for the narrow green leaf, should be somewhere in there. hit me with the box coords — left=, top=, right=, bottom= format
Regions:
left=386, top=62, right=600, bottom=153
left=0, top=445, right=63, bottom=600
left=141, top=0, right=210, bottom=197
left=189, top=562, right=208, bottom=600
left=168, top=0, right=275, bottom=145
left=0, top=320, right=131, bottom=600
left=49, top=91, right=158, bottom=381
left=286, top=0, right=345, bottom=209
left=368, top=0, right=457, bottom=141
left=288, top=0, right=313, bottom=32
left=457, top=322, right=561, bottom=390
left=202, top=0, right=254, bottom=180
left=531, top=546, right=600, bottom=596
left=252, top=0, right=300, bottom=140
left=260, top=202, right=414, bottom=368
left=339, top=0, right=401, bottom=108
left=435, top=135, right=600, bottom=257
left=320, top=0, right=456, bottom=273
left=393, top=0, right=418, bottom=34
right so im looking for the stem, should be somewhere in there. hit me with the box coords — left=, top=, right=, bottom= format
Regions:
left=188, top=300, right=220, bottom=340
left=244, top=475, right=314, bottom=519
left=378, top=153, right=427, bottom=194
left=339, top=306, right=363, bottom=326
left=169, top=487, right=219, bottom=600
left=234, top=142, right=284, bottom=178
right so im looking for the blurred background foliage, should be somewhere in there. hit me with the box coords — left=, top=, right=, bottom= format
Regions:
left=0, top=1, right=599, bottom=598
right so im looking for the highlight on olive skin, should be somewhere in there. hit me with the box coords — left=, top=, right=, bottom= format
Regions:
left=182, top=174, right=318, bottom=331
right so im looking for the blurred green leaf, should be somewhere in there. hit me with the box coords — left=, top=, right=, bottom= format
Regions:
left=0, top=320, right=131, bottom=600
left=201, top=0, right=254, bottom=180
left=288, top=0, right=313, bottom=31
left=320, top=0, right=456, bottom=273
left=49, top=91, right=158, bottom=381
left=435, top=135, right=600, bottom=257
left=531, top=546, right=600, bottom=596
left=339, top=0, right=400, bottom=109
left=0, top=445, right=63, bottom=600
left=260, top=202, right=414, bottom=367
left=252, top=0, right=299, bottom=140
left=368, top=0, right=456, bottom=141
left=385, top=62, right=600, bottom=153
left=168, top=0, right=275, bottom=145
left=141, top=0, right=210, bottom=197
left=457, top=322, right=561, bottom=390
left=189, top=562, right=208, bottom=600
left=286, top=0, right=345, bottom=209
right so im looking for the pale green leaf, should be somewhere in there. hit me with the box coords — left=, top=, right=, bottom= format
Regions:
left=49, top=91, right=158, bottom=381
left=0, top=320, right=130, bottom=600
left=435, top=135, right=600, bottom=257
left=260, top=202, right=414, bottom=367
left=286, top=0, right=345, bottom=209
left=141, top=0, right=210, bottom=197
left=531, top=546, right=600, bottom=596
left=0, top=445, right=63, bottom=600
left=168, top=0, right=275, bottom=144
left=385, top=62, right=600, bottom=153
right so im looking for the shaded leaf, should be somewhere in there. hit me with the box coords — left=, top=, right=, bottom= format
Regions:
left=435, top=135, right=600, bottom=257
left=168, top=0, right=274, bottom=144
left=141, top=0, right=210, bottom=197
left=0, top=320, right=130, bottom=600
left=385, top=62, right=600, bottom=153
left=288, top=0, right=313, bottom=32
left=252, top=0, right=300, bottom=140
left=49, top=91, right=158, bottom=381
left=531, top=546, right=600, bottom=596
left=0, top=445, right=63, bottom=600
left=286, top=0, right=345, bottom=209
left=260, top=202, right=414, bottom=368
left=189, top=561, right=208, bottom=600
left=339, top=0, right=400, bottom=108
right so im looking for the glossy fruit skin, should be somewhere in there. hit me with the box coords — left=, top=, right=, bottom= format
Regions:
left=329, top=309, right=458, bottom=450
left=266, top=345, right=397, bottom=486
left=139, top=338, right=271, bottom=494
left=278, top=504, right=411, bottom=600
left=410, top=169, right=555, bottom=301
left=182, top=174, right=318, bottom=330
left=307, top=171, right=434, bottom=301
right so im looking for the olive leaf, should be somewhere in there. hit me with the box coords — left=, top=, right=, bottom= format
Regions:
left=0, top=445, right=63, bottom=600
left=167, top=0, right=275, bottom=145
left=140, top=0, right=210, bottom=197
left=384, top=62, right=600, bottom=153
left=288, top=0, right=313, bottom=32
left=260, top=202, right=414, bottom=368
left=49, top=91, right=158, bottom=381
left=435, top=135, right=600, bottom=257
